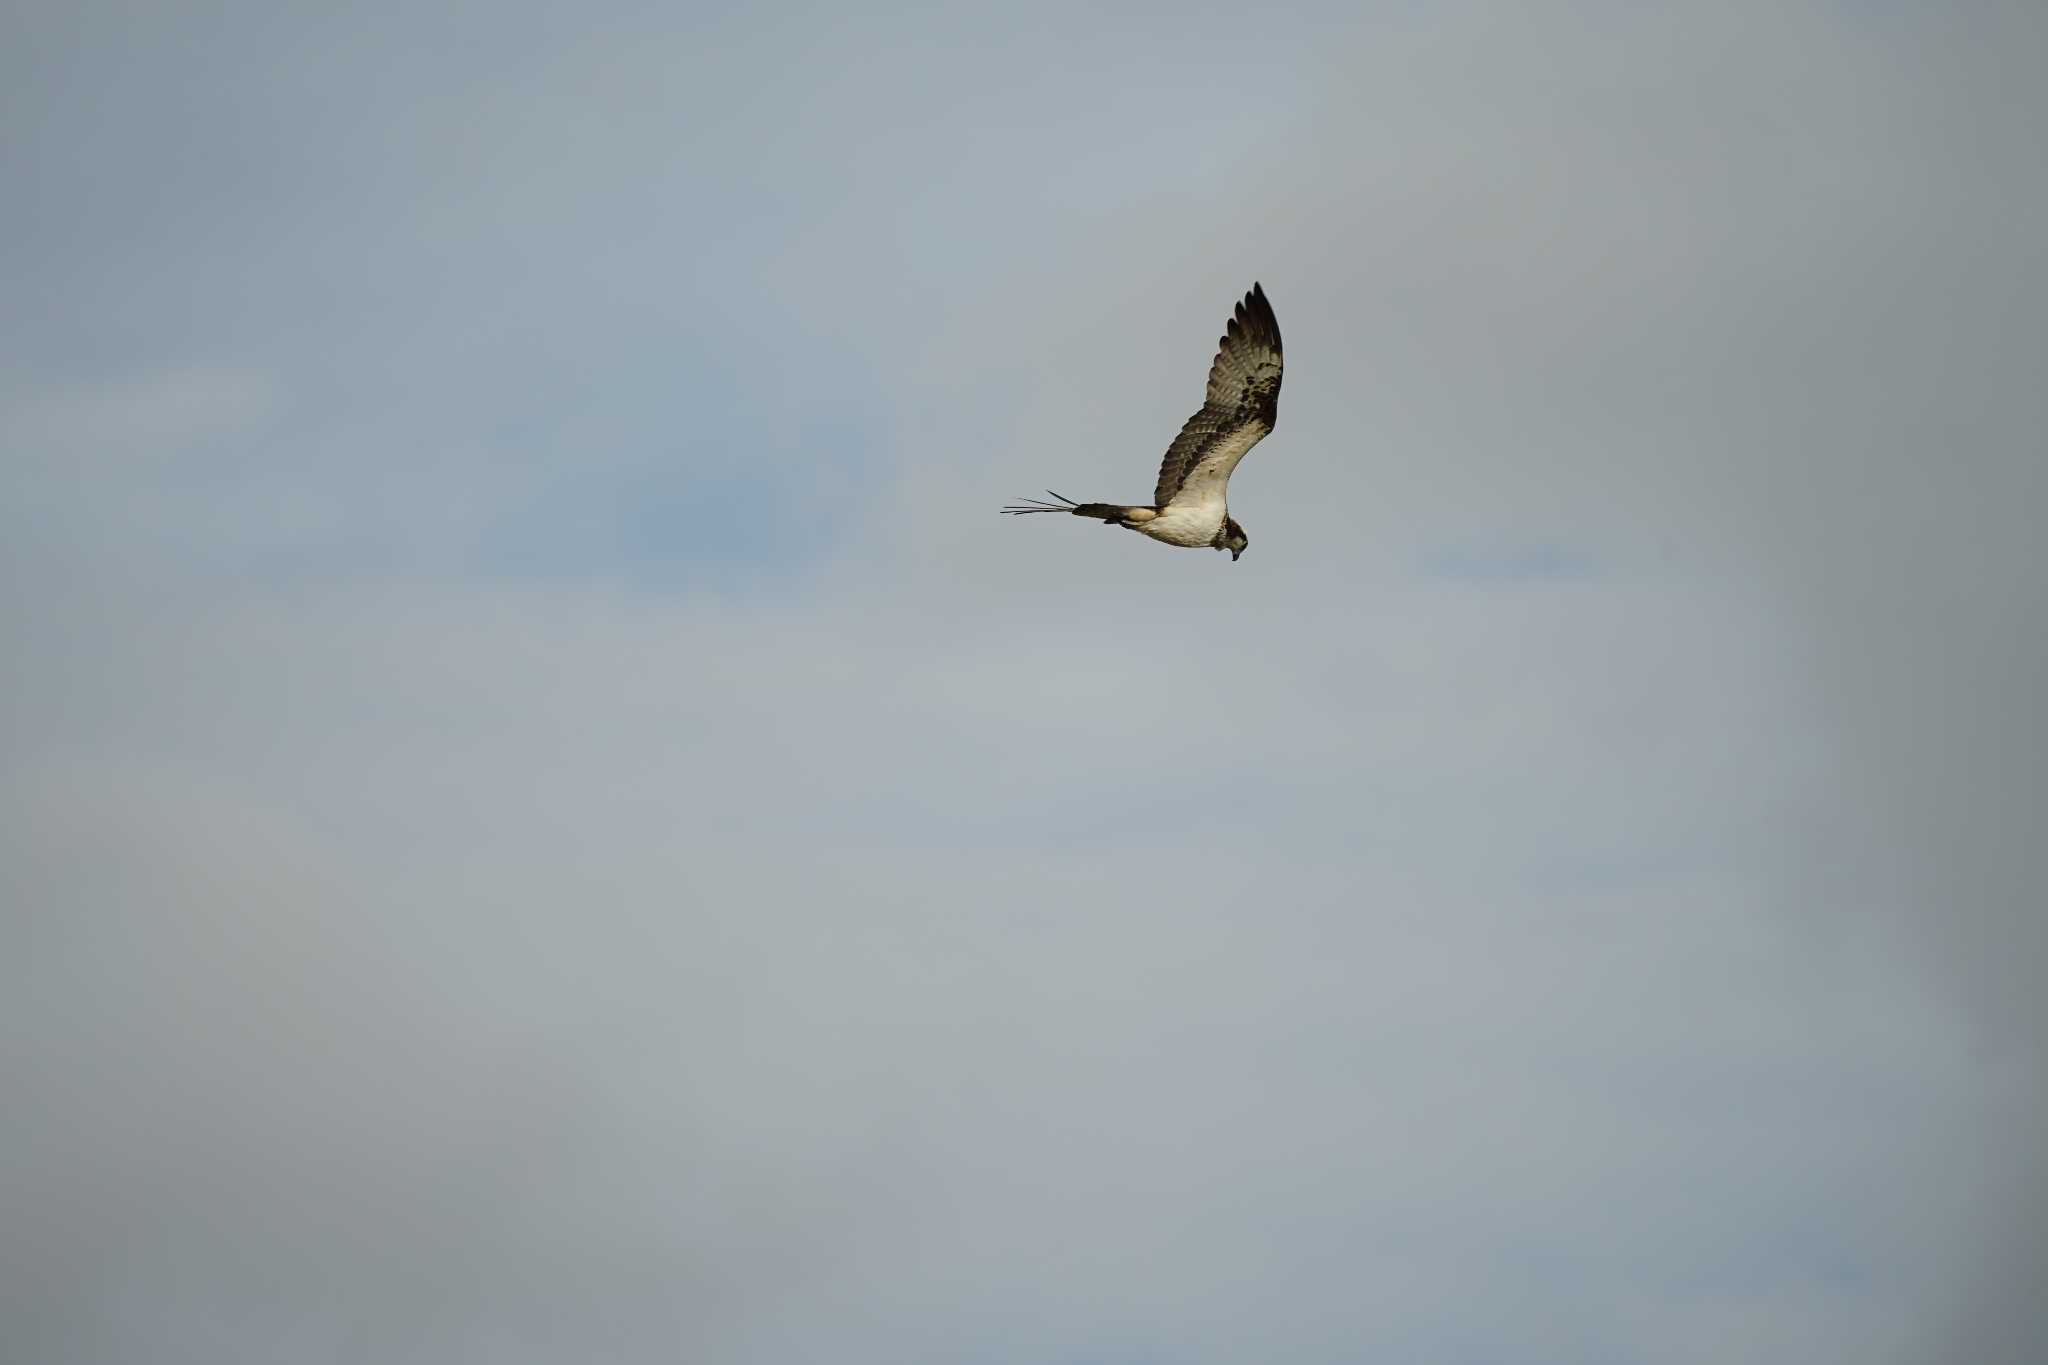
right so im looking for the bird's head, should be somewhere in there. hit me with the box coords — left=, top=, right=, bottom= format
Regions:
left=1220, top=518, right=1248, bottom=562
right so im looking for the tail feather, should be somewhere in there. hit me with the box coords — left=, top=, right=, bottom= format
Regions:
left=1000, top=490, right=1132, bottom=521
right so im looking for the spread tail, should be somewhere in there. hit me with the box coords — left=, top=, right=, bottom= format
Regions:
left=1000, top=490, right=1134, bottom=521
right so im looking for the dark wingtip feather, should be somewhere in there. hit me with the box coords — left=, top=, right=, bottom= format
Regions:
left=1242, top=280, right=1280, bottom=356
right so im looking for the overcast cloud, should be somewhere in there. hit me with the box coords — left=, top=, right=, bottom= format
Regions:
left=4, top=2, right=2044, bottom=1362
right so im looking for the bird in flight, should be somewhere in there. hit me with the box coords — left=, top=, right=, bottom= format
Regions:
left=1003, top=282, right=1282, bottom=562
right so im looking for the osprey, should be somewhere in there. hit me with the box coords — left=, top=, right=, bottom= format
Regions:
left=1003, top=282, right=1282, bottom=562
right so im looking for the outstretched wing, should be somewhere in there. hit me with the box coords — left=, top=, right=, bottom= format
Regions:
left=1153, top=282, right=1284, bottom=510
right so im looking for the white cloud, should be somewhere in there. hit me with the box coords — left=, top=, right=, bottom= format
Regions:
left=3, top=368, right=279, bottom=468
left=0, top=557, right=1989, bottom=1362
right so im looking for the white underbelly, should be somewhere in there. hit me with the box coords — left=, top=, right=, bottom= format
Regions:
left=1134, top=503, right=1224, bottom=548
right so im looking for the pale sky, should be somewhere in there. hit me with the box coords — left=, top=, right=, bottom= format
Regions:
left=4, top=2, right=2044, bottom=1362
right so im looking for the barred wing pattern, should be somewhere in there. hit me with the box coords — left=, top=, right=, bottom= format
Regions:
left=1152, top=282, right=1284, bottom=510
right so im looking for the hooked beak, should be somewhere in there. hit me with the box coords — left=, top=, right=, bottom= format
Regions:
left=1230, top=547, right=1243, bottom=562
